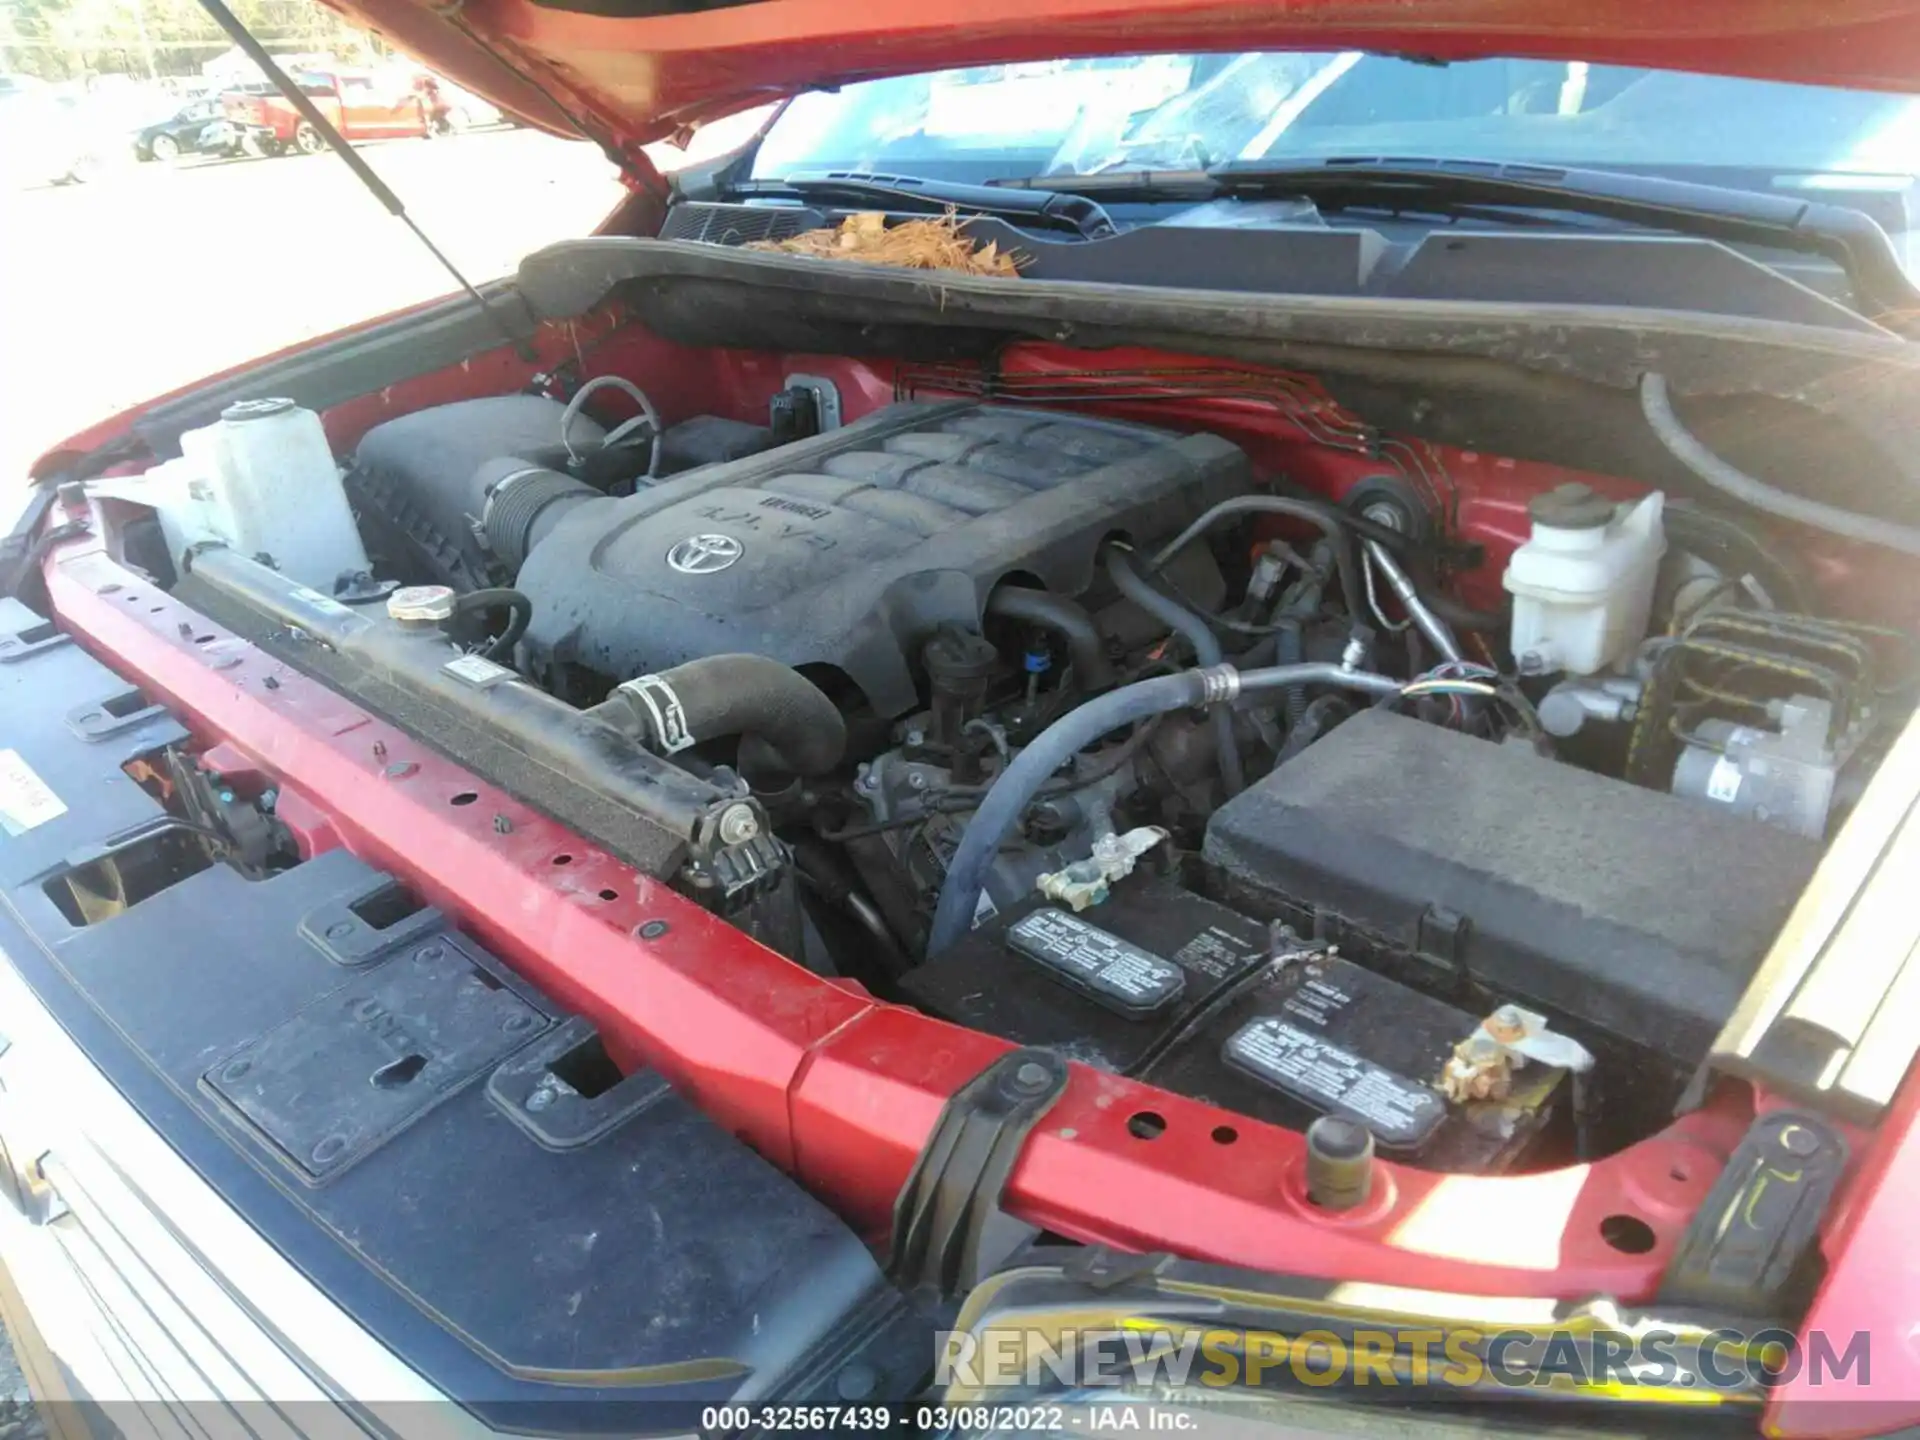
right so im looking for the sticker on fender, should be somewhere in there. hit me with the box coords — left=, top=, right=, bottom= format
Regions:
left=0, top=749, right=66, bottom=836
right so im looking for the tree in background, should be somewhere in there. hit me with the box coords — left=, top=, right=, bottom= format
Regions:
left=0, top=0, right=381, bottom=83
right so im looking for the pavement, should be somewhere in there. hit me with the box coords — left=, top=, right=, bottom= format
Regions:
left=0, top=123, right=629, bottom=1419
left=0, top=126, right=628, bottom=484
left=0, top=1328, right=37, bottom=1440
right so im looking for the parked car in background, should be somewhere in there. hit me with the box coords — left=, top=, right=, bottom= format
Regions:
left=132, top=97, right=232, bottom=161
left=223, top=67, right=440, bottom=154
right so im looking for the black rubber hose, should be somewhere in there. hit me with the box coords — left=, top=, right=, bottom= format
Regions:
left=451, top=587, right=532, bottom=662
left=1147, top=496, right=1368, bottom=637
left=987, top=586, right=1117, bottom=691
left=1105, top=546, right=1245, bottom=796
left=1273, top=693, right=1354, bottom=766
left=592, top=654, right=847, bottom=777
left=1662, top=501, right=1811, bottom=614
left=926, top=662, right=1401, bottom=955
left=1640, top=372, right=1920, bottom=559
left=790, top=840, right=909, bottom=977
left=1419, top=586, right=1506, bottom=634
left=1274, top=620, right=1308, bottom=726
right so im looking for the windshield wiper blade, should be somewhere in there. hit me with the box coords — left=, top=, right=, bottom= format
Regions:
left=1212, top=157, right=1920, bottom=330
left=731, top=171, right=1118, bottom=240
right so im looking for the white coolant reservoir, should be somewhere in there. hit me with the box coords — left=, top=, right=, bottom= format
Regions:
left=1503, top=483, right=1665, bottom=676
left=95, top=398, right=369, bottom=592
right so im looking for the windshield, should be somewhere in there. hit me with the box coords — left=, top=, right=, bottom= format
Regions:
left=750, top=53, right=1920, bottom=183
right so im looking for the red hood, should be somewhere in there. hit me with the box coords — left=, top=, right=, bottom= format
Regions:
left=324, top=0, right=1920, bottom=163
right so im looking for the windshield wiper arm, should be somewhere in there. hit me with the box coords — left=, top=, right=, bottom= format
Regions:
left=730, top=171, right=1118, bottom=240
left=1215, top=157, right=1920, bottom=330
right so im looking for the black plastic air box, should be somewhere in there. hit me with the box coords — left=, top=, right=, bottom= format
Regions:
left=1202, top=710, right=1824, bottom=1068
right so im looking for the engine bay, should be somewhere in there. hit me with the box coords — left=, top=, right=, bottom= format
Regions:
left=76, top=336, right=1920, bottom=1192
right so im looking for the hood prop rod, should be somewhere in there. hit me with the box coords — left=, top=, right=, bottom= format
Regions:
left=189, top=0, right=538, bottom=363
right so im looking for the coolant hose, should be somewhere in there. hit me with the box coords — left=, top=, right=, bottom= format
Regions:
left=986, top=586, right=1117, bottom=691
left=451, top=587, right=532, bottom=662
left=927, top=662, right=1402, bottom=955
left=1105, top=546, right=1245, bottom=796
left=592, top=654, right=847, bottom=777
left=1148, top=495, right=1369, bottom=640
left=1640, top=372, right=1920, bottom=559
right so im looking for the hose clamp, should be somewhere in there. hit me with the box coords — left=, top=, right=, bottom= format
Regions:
left=618, top=673, right=695, bottom=753
left=1197, top=664, right=1242, bottom=705
left=480, top=465, right=547, bottom=516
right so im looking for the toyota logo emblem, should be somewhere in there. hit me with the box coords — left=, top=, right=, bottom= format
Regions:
left=666, top=533, right=743, bottom=575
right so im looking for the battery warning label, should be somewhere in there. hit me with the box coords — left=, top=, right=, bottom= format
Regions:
left=1008, top=909, right=1186, bottom=1017
left=1222, top=1017, right=1444, bottom=1148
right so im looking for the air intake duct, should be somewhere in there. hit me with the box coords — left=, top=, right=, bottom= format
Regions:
left=478, top=459, right=597, bottom=575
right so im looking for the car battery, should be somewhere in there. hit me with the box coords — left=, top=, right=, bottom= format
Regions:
left=897, top=876, right=1272, bottom=1073
left=901, top=875, right=1563, bottom=1172
left=1136, top=950, right=1563, bottom=1172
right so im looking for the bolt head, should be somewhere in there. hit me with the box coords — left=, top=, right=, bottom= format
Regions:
left=717, top=804, right=760, bottom=846
left=1010, top=1060, right=1055, bottom=1094
left=1779, top=1123, right=1820, bottom=1157
left=836, top=1363, right=878, bottom=1400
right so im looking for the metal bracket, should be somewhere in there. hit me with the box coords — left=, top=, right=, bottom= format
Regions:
left=1061, top=1246, right=1169, bottom=1293
left=888, top=1047, right=1069, bottom=1298
left=1413, top=904, right=1472, bottom=991
left=783, top=373, right=843, bottom=431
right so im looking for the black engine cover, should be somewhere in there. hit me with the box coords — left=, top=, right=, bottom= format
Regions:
left=513, top=402, right=1248, bottom=715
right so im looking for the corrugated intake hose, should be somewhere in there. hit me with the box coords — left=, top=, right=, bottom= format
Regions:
left=477, top=459, right=597, bottom=575
left=1104, top=545, right=1245, bottom=796
left=926, top=661, right=1402, bottom=955
left=591, top=654, right=847, bottom=778
left=986, top=586, right=1117, bottom=692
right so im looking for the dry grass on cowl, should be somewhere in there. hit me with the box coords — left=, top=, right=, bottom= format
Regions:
left=746, top=209, right=1024, bottom=277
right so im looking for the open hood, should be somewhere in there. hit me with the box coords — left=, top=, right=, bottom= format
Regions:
left=328, top=0, right=1920, bottom=163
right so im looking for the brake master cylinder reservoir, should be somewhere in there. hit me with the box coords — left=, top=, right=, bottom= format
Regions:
left=98, top=398, right=370, bottom=593
left=1504, top=483, right=1665, bottom=675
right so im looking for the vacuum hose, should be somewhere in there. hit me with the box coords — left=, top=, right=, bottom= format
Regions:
left=1148, top=495, right=1370, bottom=641
left=986, top=586, right=1117, bottom=692
left=1640, top=372, right=1920, bottom=559
left=450, top=587, right=532, bottom=661
left=1104, top=545, right=1245, bottom=795
left=927, top=662, right=1402, bottom=955
left=592, top=654, right=847, bottom=777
